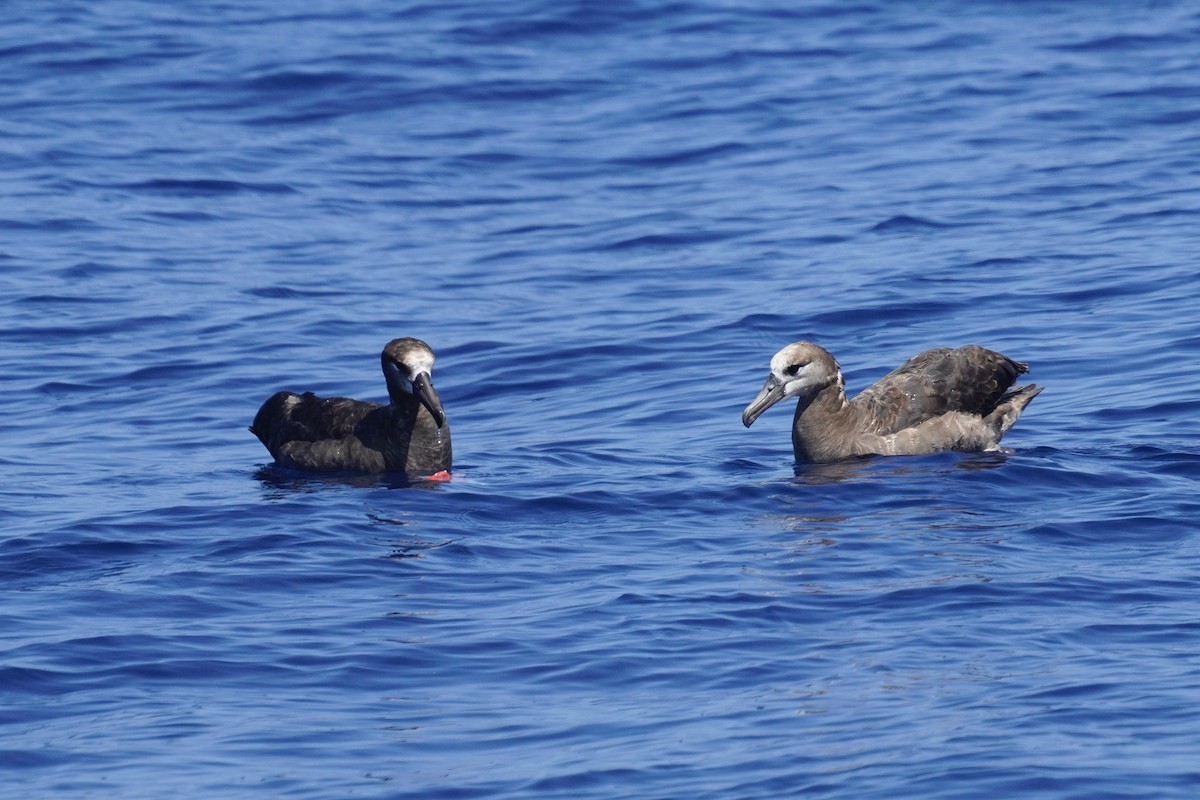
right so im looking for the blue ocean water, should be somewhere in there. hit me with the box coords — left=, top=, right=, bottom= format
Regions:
left=3, top=1, right=1200, bottom=797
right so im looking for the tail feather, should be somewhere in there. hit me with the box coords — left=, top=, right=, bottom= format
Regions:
left=1004, top=383, right=1042, bottom=410
left=989, top=384, right=1042, bottom=439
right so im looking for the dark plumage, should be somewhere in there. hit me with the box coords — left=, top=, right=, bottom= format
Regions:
left=742, top=342, right=1042, bottom=463
left=250, top=338, right=451, bottom=475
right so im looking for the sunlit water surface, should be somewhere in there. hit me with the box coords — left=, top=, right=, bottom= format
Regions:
left=3, top=2, right=1200, bottom=798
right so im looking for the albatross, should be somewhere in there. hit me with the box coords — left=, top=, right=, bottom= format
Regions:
left=741, top=342, right=1041, bottom=463
left=250, top=337, right=451, bottom=475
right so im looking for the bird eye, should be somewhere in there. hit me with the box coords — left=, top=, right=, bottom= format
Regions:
left=784, top=364, right=802, bottom=376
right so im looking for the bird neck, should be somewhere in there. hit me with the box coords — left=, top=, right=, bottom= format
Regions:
left=387, top=391, right=422, bottom=421
left=791, top=383, right=859, bottom=462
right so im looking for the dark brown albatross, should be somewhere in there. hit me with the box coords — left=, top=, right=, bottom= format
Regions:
left=250, top=338, right=451, bottom=475
left=742, top=342, right=1041, bottom=463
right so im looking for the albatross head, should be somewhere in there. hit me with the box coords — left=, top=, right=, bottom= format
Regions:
left=382, top=337, right=447, bottom=428
left=741, top=341, right=840, bottom=427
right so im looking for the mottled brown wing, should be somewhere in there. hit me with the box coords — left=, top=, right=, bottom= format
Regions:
left=852, top=346, right=1027, bottom=436
left=251, top=391, right=382, bottom=452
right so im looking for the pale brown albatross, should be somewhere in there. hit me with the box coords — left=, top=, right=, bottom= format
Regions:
left=250, top=337, right=451, bottom=475
left=742, top=342, right=1041, bottom=463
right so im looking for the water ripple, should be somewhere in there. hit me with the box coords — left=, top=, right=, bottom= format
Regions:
left=3, top=2, right=1200, bottom=799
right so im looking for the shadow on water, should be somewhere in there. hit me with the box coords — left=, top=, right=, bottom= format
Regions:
left=381, top=537, right=462, bottom=560
left=252, top=465, right=451, bottom=494
left=791, top=450, right=1015, bottom=485
left=251, top=467, right=464, bottom=558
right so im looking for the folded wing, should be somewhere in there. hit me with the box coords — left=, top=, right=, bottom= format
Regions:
left=853, top=345, right=1028, bottom=436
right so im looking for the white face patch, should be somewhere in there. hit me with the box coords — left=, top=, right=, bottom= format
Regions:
left=769, top=347, right=801, bottom=376
left=402, top=351, right=434, bottom=381
left=773, top=358, right=830, bottom=399
left=386, top=349, right=434, bottom=390
left=384, top=360, right=417, bottom=394
left=762, top=342, right=840, bottom=402
left=780, top=363, right=815, bottom=397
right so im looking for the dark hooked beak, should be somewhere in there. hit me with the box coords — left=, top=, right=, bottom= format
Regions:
left=742, top=374, right=786, bottom=428
left=413, top=372, right=447, bottom=428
